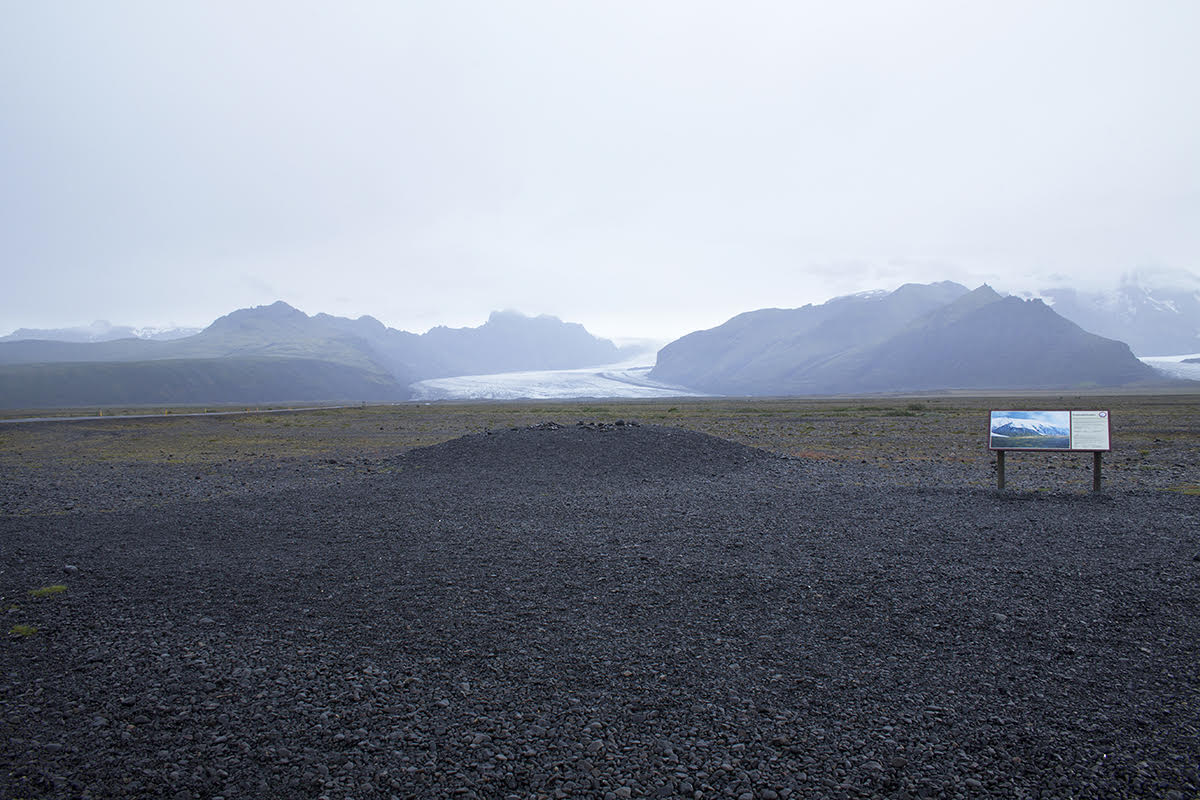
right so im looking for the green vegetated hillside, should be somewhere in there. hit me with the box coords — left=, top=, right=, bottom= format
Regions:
left=0, top=357, right=408, bottom=408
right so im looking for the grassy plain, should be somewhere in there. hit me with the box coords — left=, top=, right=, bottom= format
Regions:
left=1, top=392, right=1198, bottom=496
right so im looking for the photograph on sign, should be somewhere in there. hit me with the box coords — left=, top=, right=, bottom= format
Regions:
left=1069, top=410, right=1111, bottom=451
left=989, top=410, right=1070, bottom=450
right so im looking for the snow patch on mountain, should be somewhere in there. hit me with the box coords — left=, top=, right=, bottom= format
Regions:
left=990, top=418, right=1070, bottom=438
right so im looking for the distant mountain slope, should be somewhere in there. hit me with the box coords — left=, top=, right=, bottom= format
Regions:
left=0, top=321, right=199, bottom=343
left=1039, top=280, right=1200, bottom=356
left=0, top=357, right=408, bottom=409
left=991, top=419, right=1069, bottom=437
left=0, top=301, right=399, bottom=381
left=651, top=281, right=971, bottom=393
left=0, top=302, right=627, bottom=407
left=421, top=310, right=624, bottom=377
left=0, top=337, right=171, bottom=365
left=651, top=282, right=1163, bottom=395
left=176, top=301, right=398, bottom=375
left=0, top=303, right=623, bottom=378
left=837, top=289, right=1158, bottom=392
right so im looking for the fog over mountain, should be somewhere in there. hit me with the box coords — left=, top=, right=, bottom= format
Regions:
left=0, top=322, right=200, bottom=343
left=1034, top=274, right=1200, bottom=356
left=4, top=5, right=1198, bottom=343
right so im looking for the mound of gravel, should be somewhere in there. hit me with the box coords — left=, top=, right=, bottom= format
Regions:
left=2, top=424, right=1198, bottom=799
left=389, top=422, right=773, bottom=488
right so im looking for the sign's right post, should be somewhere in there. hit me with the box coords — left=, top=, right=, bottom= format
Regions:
left=1070, top=409, right=1111, bottom=493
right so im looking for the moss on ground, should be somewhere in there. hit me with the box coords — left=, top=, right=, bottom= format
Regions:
left=1, top=394, right=1196, bottom=487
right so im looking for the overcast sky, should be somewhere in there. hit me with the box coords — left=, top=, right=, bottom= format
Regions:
left=3, top=1, right=1198, bottom=340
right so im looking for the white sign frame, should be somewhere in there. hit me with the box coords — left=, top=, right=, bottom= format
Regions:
left=989, top=410, right=1111, bottom=452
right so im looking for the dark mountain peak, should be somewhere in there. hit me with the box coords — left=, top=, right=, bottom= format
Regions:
left=890, top=280, right=970, bottom=302
left=969, top=283, right=1002, bottom=300
left=914, top=283, right=1005, bottom=327
left=487, top=309, right=539, bottom=324
left=249, top=300, right=304, bottom=317
left=653, top=279, right=1165, bottom=394
left=419, top=310, right=621, bottom=376
left=651, top=281, right=976, bottom=392
left=205, top=301, right=309, bottom=333
left=259, top=300, right=307, bottom=320
left=483, top=310, right=583, bottom=333
left=839, top=288, right=1159, bottom=392
left=312, top=312, right=388, bottom=335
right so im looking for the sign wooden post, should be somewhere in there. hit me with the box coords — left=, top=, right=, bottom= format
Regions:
left=988, top=410, right=1111, bottom=492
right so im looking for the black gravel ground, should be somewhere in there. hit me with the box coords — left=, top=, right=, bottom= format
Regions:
left=3, top=422, right=1198, bottom=799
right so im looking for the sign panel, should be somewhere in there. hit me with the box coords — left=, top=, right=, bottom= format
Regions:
left=989, top=410, right=1110, bottom=451
left=1068, top=410, right=1111, bottom=451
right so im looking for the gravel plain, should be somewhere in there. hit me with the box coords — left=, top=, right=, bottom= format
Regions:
left=2, top=418, right=1199, bottom=799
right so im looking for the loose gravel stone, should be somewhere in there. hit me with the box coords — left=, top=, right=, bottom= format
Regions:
left=1, top=423, right=1198, bottom=799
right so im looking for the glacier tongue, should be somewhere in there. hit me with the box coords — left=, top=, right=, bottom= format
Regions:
left=1140, top=353, right=1200, bottom=381
left=409, top=360, right=708, bottom=400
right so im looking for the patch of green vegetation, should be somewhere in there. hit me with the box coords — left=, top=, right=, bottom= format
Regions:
left=884, top=410, right=918, bottom=417
left=995, top=435, right=1070, bottom=449
left=29, top=584, right=67, bottom=598
left=9, top=623, right=37, bottom=637
left=1166, top=485, right=1200, bottom=495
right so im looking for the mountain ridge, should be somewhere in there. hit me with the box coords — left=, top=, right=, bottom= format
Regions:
left=651, top=282, right=1170, bottom=395
left=0, top=303, right=627, bottom=408
left=3, top=281, right=1195, bottom=407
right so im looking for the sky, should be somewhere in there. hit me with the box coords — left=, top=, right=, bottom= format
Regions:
left=3, top=1, right=1199, bottom=342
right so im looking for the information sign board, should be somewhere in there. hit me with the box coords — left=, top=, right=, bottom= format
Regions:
left=1068, top=410, right=1111, bottom=451
left=989, top=410, right=1110, bottom=452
